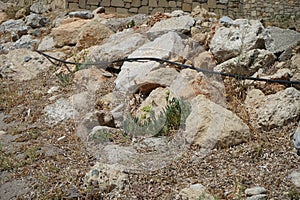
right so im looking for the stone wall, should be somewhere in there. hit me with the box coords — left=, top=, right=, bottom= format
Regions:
left=66, top=0, right=242, bottom=16
left=15, top=0, right=298, bottom=28
left=65, top=0, right=300, bottom=23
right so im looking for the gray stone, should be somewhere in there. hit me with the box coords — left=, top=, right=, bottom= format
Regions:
left=44, top=98, right=79, bottom=125
left=265, top=26, right=300, bottom=53
left=170, top=69, right=226, bottom=106
left=245, top=87, right=300, bottom=129
left=291, top=73, right=300, bottom=90
left=288, top=170, right=300, bottom=187
left=102, top=14, right=147, bottom=32
left=25, top=13, right=50, bottom=28
left=293, top=122, right=300, bottom=155
left=86, top=29, right=147, bottom=64
left=259, top=68, right=292, bottom=81
left=214, top=49, right=276, bottom=76
left=210, top=19, right=271, bottom=63
left=30, top=2, right=50, bottom=14
left=0, top=179, right=30, bottom=200
left=179, top=183, right=215, bottom=200
left=84, top=163, right=128, bottom=192
left=14, top=34, right=40, bottom=50
left=279, top=47, right=293, bottom=61
left=88, top=126, right=121, bottom=144
left=0, top=19, right=30, bottom=36
left=134, top=68, right=179, bottom=94
left=37, top=36, right=54, bottom=51
left=76, top=112, right=100, bottom=140
left=147, top=15, right=195, bottom=40
left=245, top=186, right=267, bottom=196
left=115, top=31, right=185, bottom=95
left=69, top=10, right=94, bottom=19
left=0, top=49, right=52, bottom=81
left=219, top=16, right=233, bottom=27
left=184, top=95, right=250, bottom=154
left=246, top=194, right=268, bottom=200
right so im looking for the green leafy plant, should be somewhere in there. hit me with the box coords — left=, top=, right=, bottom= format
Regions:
left=56, top=72, right=73, bottom=87
left=123, top=97, right=191, bottom=137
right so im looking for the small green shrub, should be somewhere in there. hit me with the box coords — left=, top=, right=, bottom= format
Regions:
left=123, top=97, right=191, bottom=137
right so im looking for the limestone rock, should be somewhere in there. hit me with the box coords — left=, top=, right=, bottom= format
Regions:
left=30, top=2, right=50, bottom=14
left=288, top=170, right=300, bottom=187
left=293, top=122, right=300, bottom=155
left=193, top=51, right=216, bottom=70
left=88, top=126, right=122, bottom=144
left=210, top=19, right=271, bottom=63
left=246, top=194, right=268, bottom=200
left=0, top=49, right=52, bottom=81
left=37, top=35, right=54, bottom=51
left=184, top=95, right=250, bottom=153
left=76, top=112, right=100, bottom=141
left=75, top=18, right=113, bottom=50
left=115, top=31, right=185, bottom=94
left=69, top=10, right=94, bottom=19
left=14, top=34, right=40, bottom=50
left=25, top=13, right=50, bottom=28
left=44, top=98, right=79, bottom=125
left=245, top=186, right=267, bottom=196
left=50, top=18, right=113, bottom=49
left=214, top=49, right=276, bottom=76
left=170, top=69, right=226, bottom=106
left=0, top=19, right=30, bottom=41
left=0, top=12, right=8, bottom=24
left=179, top=183, right=215, bottom=200
left=50, top=19, right=87, bottom=47
left=84, top=163, right=128, bottom=192
left=134, top=68, right=179, bottom=94
left=265, top=26, right=300, bottom=53
left=102, top=14, right=147, bottom=32
left=86, top=29, right=147, bottom=64
left=245, top=87, right=300, bottom=129
left=147, top=15, right=195, bottom=40
left=73, top=68, right=108, bottom=93
left=219, top=16, right=233, bottom=27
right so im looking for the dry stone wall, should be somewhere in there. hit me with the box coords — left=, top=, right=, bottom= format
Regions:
left=15, top=0, right=300, bottom=29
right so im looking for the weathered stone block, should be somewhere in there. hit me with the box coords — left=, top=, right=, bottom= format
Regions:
left=111, top=0, right=124, bottom=7
left=177, top=1, right=182, bottom=7
left=208, top=0, right=216, bottom=8
left=129, top=7, right=138, bottom=13
left=116, top=8, right=128, bottom=14
left=69, top=3, right=79, bottom=9
left=132, top=0, right=141, bottom=7
left=106, top=7, right=116, bottom=13
left=192, top=2, right=200, bottom=9
left=87, top=0, right=99, bottom=6
left=151, top=7, right=164, bottom=15
left=124, top=0, right=132, bottom=2
left=125, top=3, right=131, bottom=8
left=169, top=1, right=176, bottom=8
left=142, top=0, right=148, bottom=6
left=184, top=0, right=192, bottom=3
left=182, top=3, right=192, bottom=12
left=100, top=0, right=110, bottom=6
left=149, top=0, right=157, bottom=7
left=158, top=0, right=168, bottom=7
left=79, top=0, right=86, bottom=8
left=139, top=6, right=149, bottom=14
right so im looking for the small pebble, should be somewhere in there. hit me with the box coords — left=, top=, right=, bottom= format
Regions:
left=24, top=56, right=32, bottom=62
left=245, top=186, right=267, bottom=196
